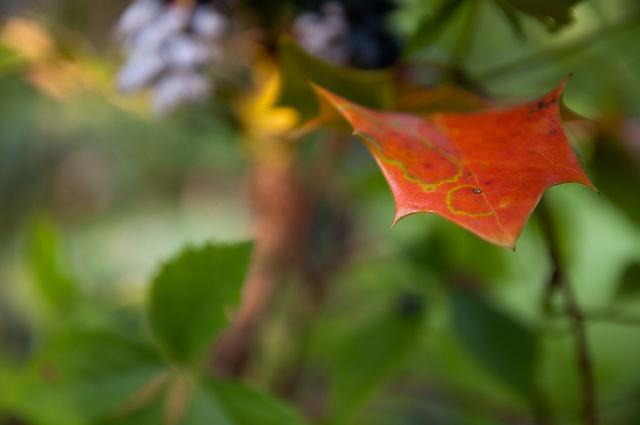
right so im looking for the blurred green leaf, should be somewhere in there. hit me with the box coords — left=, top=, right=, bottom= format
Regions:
left=404, top=0, right=467, bottom=56
left=149, top=242, right=252, bottom=365
left=449, top=289, right=538, bottom=399
left=493, top=0, right=526, bottom=38
left=26, top=216, right=78, bottom=314
left=277, top=37, right=394, bottom=119
left=592, top=130, right=640, bottom=227
left=203, top=380, right=307, bottom=425
left=330, top=293, right=425, bottom=420
left=499, top=0, right=584, bottom=30
left=104, top=378, right=307, bottom=425
left=0, top=359, right=83, bottom=425
left=105, top=375, right=235, bottom=425
left=47, top=331, right=166, bottom=422
left=394, top=84, right=487, bottom=115
left=406, top=224, right=509, bottom=283
left=101, top=397, right=165, bottom=425
left=616, top=261, right=640, bottom=300
left=180, top=385, right=234, bottom=425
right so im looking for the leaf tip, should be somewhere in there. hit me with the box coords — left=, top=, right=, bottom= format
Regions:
left=391, top=206, right=422, bottom=229
left=310, top=84, right=344, bottom=110
left=491, top=235, right=518, bottom=251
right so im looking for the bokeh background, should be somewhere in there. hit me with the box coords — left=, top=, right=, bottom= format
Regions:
left=1, top=0, right=640, bottom=424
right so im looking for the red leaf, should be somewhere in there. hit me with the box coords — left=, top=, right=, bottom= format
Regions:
left=315, top=82, right=595, bottom=248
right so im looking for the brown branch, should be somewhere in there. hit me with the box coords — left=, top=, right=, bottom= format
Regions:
left=213, top=143, right=308, bottom=377
left=561, top=275, right=598, bottom=425
left=539, top=202, right=598, bottom=425
left=275, top=144, right=353, bottom=419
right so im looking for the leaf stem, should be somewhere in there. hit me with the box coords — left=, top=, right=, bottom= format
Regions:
left=561, top=273, right=598, bottom=425
left=539, top=202, right=598, bottom=425
left=213, top=139, right=304, bottom=377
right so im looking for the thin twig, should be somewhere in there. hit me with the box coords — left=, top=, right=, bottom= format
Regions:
left=554, top=308, right=640, bottom=328
left=539, top=202, right=598, bottom=425
left=561, top=275, right=598, bottom=425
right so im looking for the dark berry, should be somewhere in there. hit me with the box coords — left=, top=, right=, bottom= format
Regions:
left=295, top=0, right=401, bottom=69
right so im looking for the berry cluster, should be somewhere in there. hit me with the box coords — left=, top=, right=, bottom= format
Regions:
left=115, top=0, right=400, bottom=113
left=116, top=0, right=229, bottom=114
left=293, top=0, right=400, bottom=69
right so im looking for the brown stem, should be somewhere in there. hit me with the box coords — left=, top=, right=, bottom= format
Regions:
left=539, top=202, right=598, bottom=425
left=273, top=135, right=352, bottom=421
left=561, top=274, right=598, bottom=425
left=213, top=143, right=307, bottom=377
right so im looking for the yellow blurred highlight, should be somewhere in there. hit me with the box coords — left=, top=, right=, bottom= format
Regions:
left=237, top=58, right=299, bottom=142
left=1, top=18, right=89, bottom=101
left=1, top=17, right=151, bottom=113
left=1, top=17, right=54, bottom=61
left=26, top=61, right=89, bottom=101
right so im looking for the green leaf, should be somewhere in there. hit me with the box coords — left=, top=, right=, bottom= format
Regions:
left=395, top=84, right=487, bottom=115
left=95, top=371, right=233, bottom=425
left=203, top=380, right=307, bottom=425
left=500, top=0, right=585, bottom=30
left=277, top=37, right=394, bottom=120
left=404, top=0, right=467, bottom=56
left=616, top=261, right=640, bottom=300
left=405, top=225, right=509, bottom=284
left=100, top=397, right=165, bottom=425
left=25, top=216, right=78, bottom=314
left=0, top=359, right=83, bottom=425
left=106, top=375, right=236, bottom=425
left=149, top=242, right=253, bottom=365
left=330, top=293, right=425, bottom=420
left=47, top=331, right=166, bottom=422
left=102, top=377, right=307, bottom=425
left=449, top=289, right=538, bottom=399
left=493, top=0, right=526, bottom=39
left=180, top=385, right=234, bottom=425
left=592, top=131, right=640, bottom=227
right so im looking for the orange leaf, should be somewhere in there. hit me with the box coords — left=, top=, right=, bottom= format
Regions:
left=315, top=82, right=595, bottom=248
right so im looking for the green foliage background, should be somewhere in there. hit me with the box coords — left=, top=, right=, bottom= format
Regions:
left=2, top=0, right=640, bottom=424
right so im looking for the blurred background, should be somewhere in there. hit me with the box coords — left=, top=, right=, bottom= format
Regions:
left=1, top=0, right=640, bottom=424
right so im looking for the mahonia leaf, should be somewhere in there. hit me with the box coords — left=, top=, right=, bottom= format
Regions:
left=315, top=82, right=595, bottom=248
left=405, top=0, right=467, bottom=55
left=499, top=0, right=585, bottom=31
left=493, top=0, right=526, bottom=39
left=287, top=83, right=487, bottom=140
left=277, top=37, right=394, bottom=120
left=394, top=83, right=488, bottom=115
